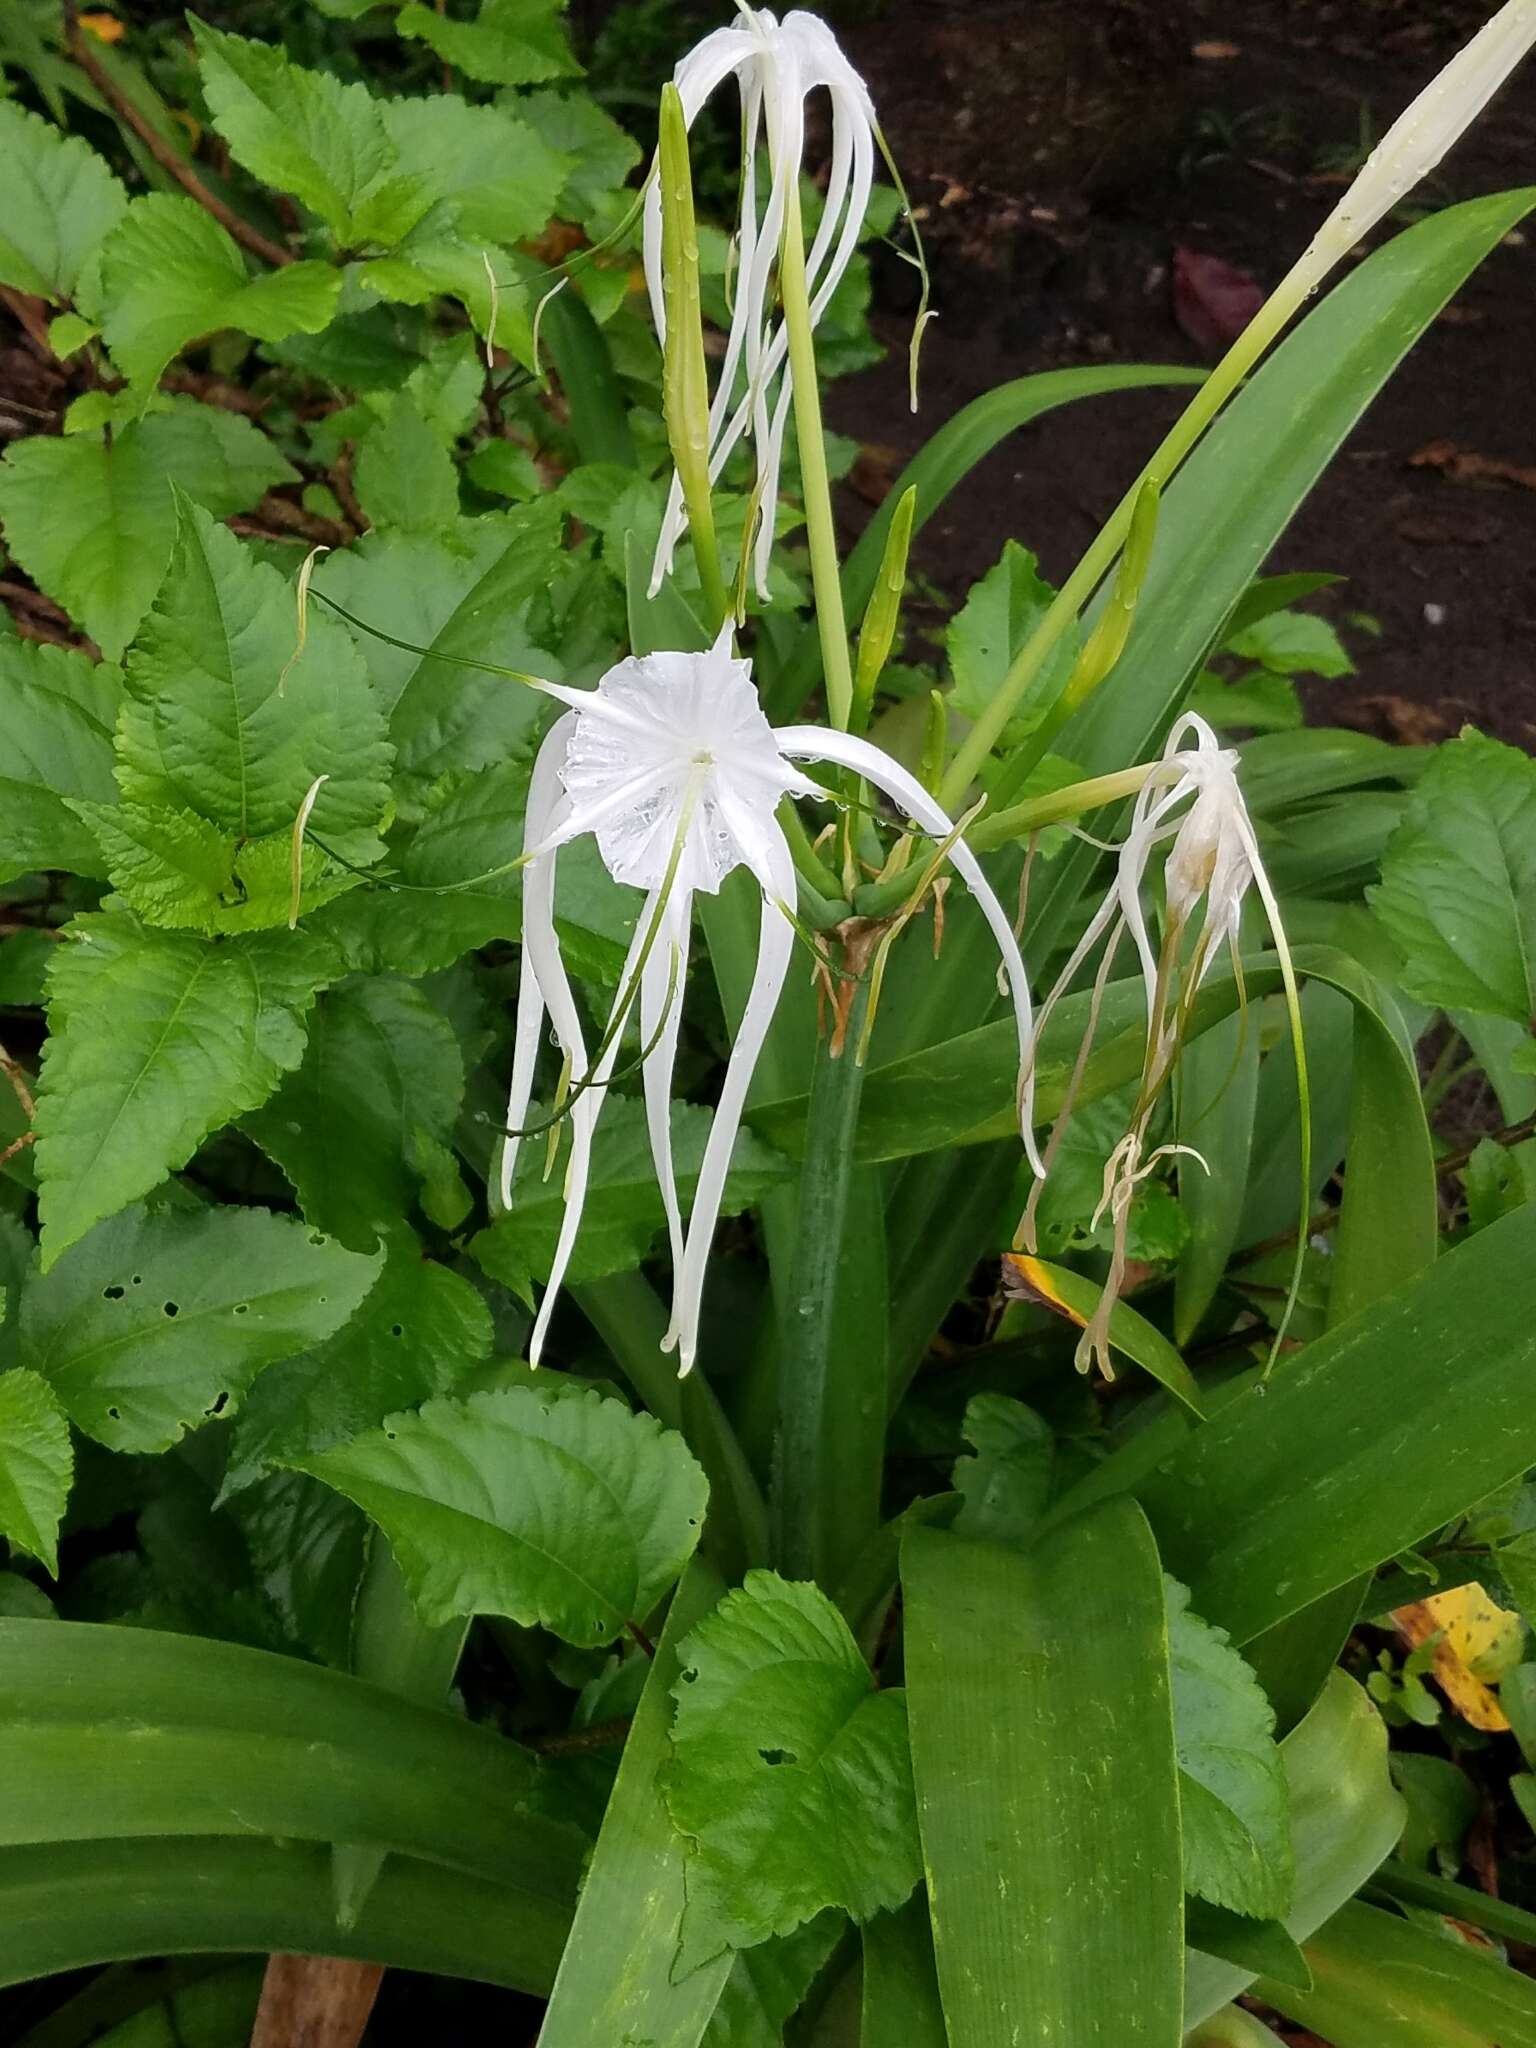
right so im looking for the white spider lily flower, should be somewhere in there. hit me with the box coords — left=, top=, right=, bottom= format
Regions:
left=644, top=6, right=877, bottom=601
left=500, top=633, right=1039, bottom=1374
left=1022, top=712, right=1287, bottom=1377
left=1304, top=0, right=1536, bottom=273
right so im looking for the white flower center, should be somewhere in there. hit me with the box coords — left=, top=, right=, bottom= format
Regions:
left=558, top=643, right=817, bottom=895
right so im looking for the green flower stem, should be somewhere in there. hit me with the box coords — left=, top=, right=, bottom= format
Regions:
left=937, top=284, right=1307, bottom=809
left=779, top=176, right=855, bottom=731
left=575, top=1269, right=768, bottom=1582
left=774, top=980, right=887, bottom=1586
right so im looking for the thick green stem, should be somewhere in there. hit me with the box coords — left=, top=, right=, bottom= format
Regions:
left=937, top=282, right=1308, bottom=807
left=779, top=178, right=855, bottom=730
left=773, top=983, right=887, bottom=1585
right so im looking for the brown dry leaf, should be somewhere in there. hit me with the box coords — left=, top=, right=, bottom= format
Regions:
left=1002, top=1252, right=1088, bottom=1327
left=79, top=10, right=125, bottom=39
left=848, top=441, right=904, bottom=507
left=1409, top=437, right=1536, bottom=491
left=1172, top=246, right=1265, bottom=352
left=1192, top=39, right=1241, bottom=59
left=1392, top=1581, right=1525, bottom=1732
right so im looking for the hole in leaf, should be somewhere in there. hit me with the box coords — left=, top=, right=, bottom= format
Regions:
left=102, top=1284, right=125, bottom=1300
left=759, top=1748, right=796, bottom=1767
left=309, top=1231, right=326, bottom=1247
left=389, top=1323, right=404, bottom=1338
left=207, top=1391, right=229, bottom=1418
left=130, top=1274, right=142, bottom=1286
left=162, top=1301, right=179, bottom=1318
left=107, top=1405, right=121, bottom=1420
left=232, top=1303, right=249, bottom=1315
left=680, top=1667, right=698, bottom=1684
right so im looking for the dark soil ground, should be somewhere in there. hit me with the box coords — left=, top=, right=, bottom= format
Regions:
left=827, top=0, right=1536, bottom=746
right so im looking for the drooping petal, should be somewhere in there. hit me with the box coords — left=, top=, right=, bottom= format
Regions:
left=777, top=724, right=1045, bottom=1174
left=665, top=824, right=797, bottom=1373
left=641, top=885, right=693, bottom=1284
left=528, top=905, right=654, bottom=1365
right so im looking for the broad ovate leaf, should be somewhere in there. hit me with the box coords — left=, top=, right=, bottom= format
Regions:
left=18, top=1201, right=380, bottom=1454
left=32, top=913, right=337, bottom=1265
left=243, top=976, right=466, bottom=1252
left=1370, top=728, right=1536, bottom=1023
left=394, top=0, right=581, bottom=85
left=0, top=101, right=127, bottom=301
left=665, top=1571, right=922, bottom=1972
left=193, top=20, right=434, bottom=248
left=294, top=1384, right=708, bottom=1642
left=380, top=95, right=571, bottom=246
left=0, top=1369, right=72, bottom=1575
left=0, top=403, right=296, bottom=659
left=947, top=539, right=1075, bottom=729
left=1169, top=1577, right=1294, bottom=1920
left=93, top=194, right=341, bottom=397
left=223, top=1230, right=493, bottom=1492
left=0, top=640, right=119, bottom=884
left=951, top=1393, right=1054, bottom=1547
left=119, top=501, right=391, bottom=866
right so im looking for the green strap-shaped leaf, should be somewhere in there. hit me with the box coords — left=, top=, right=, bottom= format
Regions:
left=539, top=1559, right=732, bottom=2048
left=1130, top=1202, right=1536, bottom=1648
left=1031, top=186, right=1536, bottom=959
left=295, top=1385, right=709, bottom=1644
left=18, top=1200, right=381, bottom=1454
left=32, top=914, right=338, bottom=1266
left=1184, top=1673, right=1405, bottom=2030
left=0, top=1370, right=71, bottom=1576
left=0, top=1837, right=569, bottom=1994
left=902, top=1505, right=1184, bottom=2046
left=1173, top=1006, right=1261, bottom=1347
left=0, top=1618, right=586, bottom=1893
left=1265, top=1899, right=1536, bottom=2047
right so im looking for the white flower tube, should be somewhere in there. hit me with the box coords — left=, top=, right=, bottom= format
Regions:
left=499, top=637, right=1042, bottom=1374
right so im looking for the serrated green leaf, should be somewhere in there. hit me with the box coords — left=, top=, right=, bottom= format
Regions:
left=516, top=88, right=642, bottom=226
left=947, top=539, right=1074, bottom=729
left=119, top=501, right=391, bottom=865
left=93, top=194, right=341, bottom=398
left=381, top=94, right=571, bottom=246
left=951, top=1393, right=1053, bottom=1546
left=294, top=1384, right=708, bottom=1642
left=0, top=638, right=119, bottom=883
left=243, top=976, right=465, bottom=1251
left=353, top=394, right=461, bottom=530
left=0, top=1369, right=71, bottom=1575
left=0, top=100, right=127, bottom=301
left=355, top=227, right=527, bottom=354
left=18, top=1200, right=380, bottom=1454
left=0, top=403, right=295, bottom=659
left=223, top=1230, right=492, bottom=1492
left=1168, top=1577, right=1293, bottom=1920
left=472, top=1096, right=793, bottom=1298
left=71, top=798, right=358, bottom=936
left=193, top=20, right=434, bottom=249
left=316, top=508, right=561, bottom=796
left=664, top=1571, right=921, bottom=1973
left=395, top=0, right=580, bottom=85
left=225, top=1469, right=369, bottom=1666
left=1370, top=728, right=1536, bottom=1022
left=32, top=912, right=337, bottom=1264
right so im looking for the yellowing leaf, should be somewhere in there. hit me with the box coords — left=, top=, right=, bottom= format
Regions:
left=1393, top=1582, right=1525, bottom=1732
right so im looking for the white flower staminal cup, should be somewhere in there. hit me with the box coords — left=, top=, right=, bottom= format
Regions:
left=644, top=7, right=877, bottom=601
left=500, top=634, right=1040, bottom=1374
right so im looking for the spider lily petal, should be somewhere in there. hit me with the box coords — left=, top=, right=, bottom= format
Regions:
left=646, top=7, right=879, bottom=599
left=776, top=723, right=1046, bottom=1175
left=500, top=637, right=1042, bottom=1375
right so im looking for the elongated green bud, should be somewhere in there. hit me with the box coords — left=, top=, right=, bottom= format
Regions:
left=1059, top=477, right=1159, bottom=717
left=919, top=687, right=948, bottom=797
left=657, top=85, right=727, bottom=627
left=851, top=483, right=915, bottom=733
